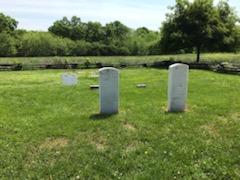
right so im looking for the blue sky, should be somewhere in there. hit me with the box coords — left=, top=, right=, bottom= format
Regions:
left=0, top=0, right=239, bottom=31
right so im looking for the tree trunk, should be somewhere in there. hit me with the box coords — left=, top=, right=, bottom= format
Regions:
left=196, top=46, right=200, bottom=63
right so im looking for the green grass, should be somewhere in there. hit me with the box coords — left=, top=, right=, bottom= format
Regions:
left=0, top=53, right=240, bottom=65
left=0, top=69, right=240, bottom=179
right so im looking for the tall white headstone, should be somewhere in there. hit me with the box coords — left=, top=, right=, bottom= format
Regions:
left=168, top=63, right=189, bottom=112
left=99, top=67, right=119, bottom=114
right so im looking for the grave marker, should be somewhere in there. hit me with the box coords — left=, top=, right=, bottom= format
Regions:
left=90, top=85, right=99, bottom=90
left=168, top=63, right=189, bottom=112
left=99, top=67, right=119, bottom=114
left=61, top=73, right=78, bottom=86
left=136, top=84, right=146, bottom=88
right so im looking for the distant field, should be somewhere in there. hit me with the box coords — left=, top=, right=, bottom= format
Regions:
left=0, top=69, right=240, bottom=179
left=0, top=53, right=240, bottom=65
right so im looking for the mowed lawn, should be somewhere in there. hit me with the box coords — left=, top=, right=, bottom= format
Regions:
left=0, top=69, right=240, bottom=179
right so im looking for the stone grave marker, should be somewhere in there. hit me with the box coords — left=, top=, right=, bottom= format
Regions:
left=61, top=73, right=78, bottom=86
left=90, top=85, right=99, bottom=90
left=168, top=63, right=189, bottom=112
left=136, top=84, right=146, bottom=88
left=99, top=67, right=119, bottom=114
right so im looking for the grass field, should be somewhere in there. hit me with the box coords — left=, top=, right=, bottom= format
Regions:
left=0, top=53, right=240, bottom=65
left=0, top=68, right=240, bottom=179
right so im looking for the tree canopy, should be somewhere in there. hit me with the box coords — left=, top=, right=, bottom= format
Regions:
left=159, top=0, right=240, bottom=62
left=0, top=13, right=18, bottom=33
left=0, top=0, right=240, bottom=57
left=49, top=17, right=130, bottom=46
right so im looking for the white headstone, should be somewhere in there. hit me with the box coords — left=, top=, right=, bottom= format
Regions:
left=61, top=73, right=78, bottom=86
left=168, top=63, right=189, bottom=112
left=99, top=67, right=119, bottom=114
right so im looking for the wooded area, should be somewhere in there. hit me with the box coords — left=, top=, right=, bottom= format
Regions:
left=0, top=0, right=240, bottom=62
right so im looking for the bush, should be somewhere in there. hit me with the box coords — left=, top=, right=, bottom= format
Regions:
left=55, top=37, right=75, bottom=56
left=71, top=41, right=91, bottom=56
left=16, top=32, right=78, bottom=57
left=18, top=32, right=57, bottom=56
left=0, top=32, right=17, bottom=57
left=13, top=32, right=131, bottom=57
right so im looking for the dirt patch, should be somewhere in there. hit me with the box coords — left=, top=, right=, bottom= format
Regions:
left=94, top=142, right=105, bottom=151
left=75, top=131, right=107, bottom=151
left=24, top=137, right=69, bottom=169
left=201, top=124, right=219, bottom=138
left=231, top=113, right=240, bottom=121
left=123, top=122, right=136, bottom=132
left=217, top=115, right=228, bottom=125
left=217, top=113, right=240, bottom=125
left=39, top=137, right=69, bottom=150
left=89, top=136, right=107, bottom=151
left=124, top=141, right=141, bottom=154
left=125, top=144, right=137, bottom=153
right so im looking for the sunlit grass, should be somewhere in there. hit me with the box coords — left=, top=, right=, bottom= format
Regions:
left=0, top=69, right=240, bottom=179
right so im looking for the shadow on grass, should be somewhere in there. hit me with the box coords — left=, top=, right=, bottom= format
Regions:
left=90, top=113, right=117, bottom=121
left=164, top=111, right=186, bottom=115
left=164, top=110, right=187, bottom=115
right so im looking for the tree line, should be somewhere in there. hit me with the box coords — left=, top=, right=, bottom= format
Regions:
left=0, top=14, right=160, bottom=57
left=0, top=0, right=240, bottom=62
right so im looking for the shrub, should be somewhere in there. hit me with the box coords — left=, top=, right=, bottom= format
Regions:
left=0, top=32, right=17, bottom=57
left=71, top=40, right=91, bottom=56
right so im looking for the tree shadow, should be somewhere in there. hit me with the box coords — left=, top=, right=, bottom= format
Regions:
left=89, top=113, right=117, bottom=121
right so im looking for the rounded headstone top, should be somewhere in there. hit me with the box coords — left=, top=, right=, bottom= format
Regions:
left=99, top=67, right=119, bottom=72
left=169, top=63, right=189, bottom=69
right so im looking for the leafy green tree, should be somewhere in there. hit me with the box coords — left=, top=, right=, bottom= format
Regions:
left=54, top=36, right=75, bottom=56
left=236, top=26, right=240, bottom=51
left=0, top=13, right=18, bottom=33
left=126, top=27, right=160, bottom=55
left=49, top=16, right=106, bottom=42
left=69, top=16, right=86, bottom=40
left=160, top=0, right=239, bottom=62
left=215, top=1, right=240, bottom=52
left=159, top=18, right=189, bottom=54
left=48, top=17, right=73, bottom=39
left=18, top=32, right=59, bottom=56
left=85, top=22, right=105, bottom=42
left=104, top=21, right=130, bottom=45
left=0, top=32, right=17, bottom=56
left=49, top=16, right=155, bottom=55
left=0, top=13, right=18, bottom=56
left=136, top=27, right=150, bottom=36
left=71, top=40, right=91, bottom=56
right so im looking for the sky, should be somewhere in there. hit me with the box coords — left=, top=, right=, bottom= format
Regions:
left=0, top=0, right=240, bottom=31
